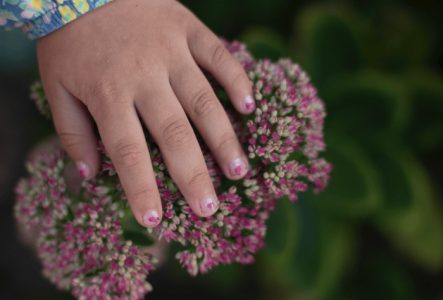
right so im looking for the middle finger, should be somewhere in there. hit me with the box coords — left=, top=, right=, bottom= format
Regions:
left=136, top=81, right=219, bottom=217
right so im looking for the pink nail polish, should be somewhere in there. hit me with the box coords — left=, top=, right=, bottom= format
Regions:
left=76, top=161, right=90, bottom=179
left=244, top=95, right=255, bottom=113
left=143, top=210, right=160, bottom=227
left=200, top=196, right=219, bottom=216
left=230, top=158, right=247, bottom=177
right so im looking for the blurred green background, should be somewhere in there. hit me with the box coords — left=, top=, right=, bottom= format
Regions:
left=0, top=0, right=442, bottom=299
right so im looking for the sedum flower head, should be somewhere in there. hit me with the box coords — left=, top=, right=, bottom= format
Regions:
left=15, top=150, right=155, bottom=300
left=16, top=41, right=331, bottom=299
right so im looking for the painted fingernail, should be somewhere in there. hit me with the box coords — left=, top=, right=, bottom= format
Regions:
left=200, top=196, right=219, bottom=216
left=244, top=95, right=255, bottom=113
left=76, top=161, right=90, bottom=179
left=229, top=157, right=247, bottom=178
left=143, top=210, right=160, bottom=227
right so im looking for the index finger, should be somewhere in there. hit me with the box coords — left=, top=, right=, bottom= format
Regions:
left=187, top=22, right=254, bottom=115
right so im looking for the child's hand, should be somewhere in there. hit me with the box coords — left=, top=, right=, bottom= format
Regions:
left=37, top=0, right=254, bottom=227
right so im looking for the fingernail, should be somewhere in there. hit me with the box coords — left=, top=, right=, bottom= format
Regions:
left=76, top=161, right=90, bottom=179
left=143, top=210, right=160, bottom=227
left=229, top=157, right=247, bottom=178
left=244, top=95, right=255, bottom=113
left=200, top=196, right=219, bottom=216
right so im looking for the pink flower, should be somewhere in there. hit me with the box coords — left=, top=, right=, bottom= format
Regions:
left=16, top=41, right=332, bottom=299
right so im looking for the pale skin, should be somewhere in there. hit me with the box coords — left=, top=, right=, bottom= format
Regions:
left=37, top=0, right=254, bottom=227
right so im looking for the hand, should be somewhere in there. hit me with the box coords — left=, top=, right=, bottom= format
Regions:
left=37, top=0, right=254, bottom=227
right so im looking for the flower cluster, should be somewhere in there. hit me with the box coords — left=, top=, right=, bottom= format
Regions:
left=15, top=149, right=155, bottom=300
left=16, top=41, right=331, bottom=299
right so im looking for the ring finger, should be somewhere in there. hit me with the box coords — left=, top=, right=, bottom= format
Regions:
left=170, top=57, right=249, bottom=180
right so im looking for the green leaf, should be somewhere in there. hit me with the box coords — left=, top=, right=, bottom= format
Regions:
left=307, top=137, right=382, bottom=218
left=403, top=71, right=443, bottom=152
left=323, top=72, right=410, bottom=144
left=361, top=7, right=431, bottom=72
left=264, top=197, right=298, bottom=263
left=366, top=146, right=413, bottom=213
left=293, top=5, right=363, bottom=86
left=372, top=149, right=443, bottom=271
left=260, top=201, right=354, bottom=299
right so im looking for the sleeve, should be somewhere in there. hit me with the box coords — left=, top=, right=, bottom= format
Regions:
left=0, top=0, right=113, bottom=39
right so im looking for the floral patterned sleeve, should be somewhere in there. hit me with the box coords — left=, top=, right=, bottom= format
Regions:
left=0, top=0, right=113, bottom=39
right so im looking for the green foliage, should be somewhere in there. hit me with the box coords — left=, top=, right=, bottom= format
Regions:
left=178, top=2, right=443, bottom=298
left=372, top=149, right=443, bottom=270
left=323, top=72, right=410, bottom=143
left=403, top=71, right=443, bottom=151
left=248, top=2, right=443, bottom=299
left=307, top=138, right=381, bottom=218
left=332, top=253, right=417, bottom=300
left=294, top=5, right=363, bottom=86
left=361, top=7, right=432, bottom=72
left=262, top=200, right=354, bottom=299
left=240, top=27, right=289, bottom=60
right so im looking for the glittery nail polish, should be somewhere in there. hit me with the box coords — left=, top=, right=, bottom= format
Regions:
left=200, top=196, right=219, bottom=216
left=76, top=161, right=90, bottom=179
left=244, top=95, right=256, bottom=113
left=143, top=210, right=160, bottom=227
left=229, top=157, right=247, bottom=177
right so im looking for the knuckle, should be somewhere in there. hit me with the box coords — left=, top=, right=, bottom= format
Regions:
left=114, top=139, right=145, bottom=168
left=133, top=56, right=149, bottom=78
left=85, top=77, right=121, bottom=110
left=86, top=83, right=126, bottom=121
left=58, top=131, right=85, bottom=150
left=188, top=169, right=209, bottom=187
left=191, top=88, right=218, bottom=117
left=162, top=117, right=193, bottom=149
left=216, top=132, right=238, bottom=152
left=211, top=43, right=228, bottom=66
